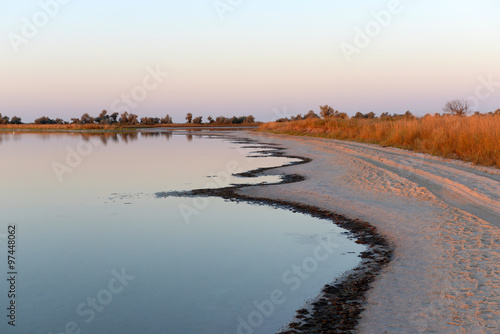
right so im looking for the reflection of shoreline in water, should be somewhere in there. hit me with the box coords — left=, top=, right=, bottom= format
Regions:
left=0, top=131, right=176, bottom=146
left=0, top=127, right=252, bottom=145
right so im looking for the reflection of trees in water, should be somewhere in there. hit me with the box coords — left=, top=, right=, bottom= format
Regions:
left=99, top=134, right=109, bottom=146
left=162, top=131, right=172, bottom=140
left=0, top=131, right=174, bottom=146
left=79, top=132, right=138, bottom=144
left=141, top=132, right=160, bottom=138
left=0, top=132, right=26, bottom=145
left=38, top=134, right=51, bottom=141
left=81, top=134, right=92, bottom=142
left=141, top=131, right=172, bottom=140
left=119, top=132, right=138, bottom=143
left=186, top=134, right=193, bottom=142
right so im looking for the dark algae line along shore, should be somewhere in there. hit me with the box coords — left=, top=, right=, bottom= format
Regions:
left=156, top=135, right=394, bottom=333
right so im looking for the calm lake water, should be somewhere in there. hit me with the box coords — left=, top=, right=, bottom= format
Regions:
left=0, top=130, right=364, bottom=334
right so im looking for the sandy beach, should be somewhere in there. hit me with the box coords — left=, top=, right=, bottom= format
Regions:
left=235, top=131, right=500, bottom=333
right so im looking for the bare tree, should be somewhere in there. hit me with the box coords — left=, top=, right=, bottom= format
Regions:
left=443, top=100, right=471, bottom=116
left=185, top=113, right=193, bottom=124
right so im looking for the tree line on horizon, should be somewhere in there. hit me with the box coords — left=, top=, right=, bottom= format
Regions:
left=2, top=100, right=498, bottom=126
left=275, top=100, right=500, bottom=122
left=0, top=110, right=258, bottom=126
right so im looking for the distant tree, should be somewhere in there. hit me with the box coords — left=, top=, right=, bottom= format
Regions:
left=119, top=112, right=138, bottom=125
left=244, top=115, right=256, bottom=124
left=10, top=116, right=22, bottom=124
left=80, top=113, right=94, bottom=124
left=35, top=116, right=56, bottom=124
left=127, top=113, right=138, bottom=125
left=207, top=116, right=214, bottom=124
left=140, top=117, right=160, bottom=125
left=0, top=114, right=9, bottom=124
left=119, top=112, right=129, bottom=124
left=380, top=112, right=391, bottom=120
left=353, top=112, right=365, bottom=119
left=319, top=105, right=335, bottom=118
left=215, top=116, right=231, bottom=124
left=304, top=110, right=319, bottom=119
left=365, top=112, right=376, bottom=119
left=95, top=110, right=109, bottom=124
left=337, top=112, right=349, bottom=119
left=232, top=116, right=248, bottom=124
left=192, top=116, right=203, bottom=124
left=109, top=112, right=119, bottom=124
left=403, top=110, right=415, bottom=119
left=54, top=118, right=65, bottom=124
left=443, top=100, right=471, bottom=116
left=160, top=114, right=173, bottom=124
left=291, top=114, right=303, bottom=121
left=185, top=113, right=193, bottom=124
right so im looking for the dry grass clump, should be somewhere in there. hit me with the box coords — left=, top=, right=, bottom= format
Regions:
left=259, top=114, right=500, bottom=168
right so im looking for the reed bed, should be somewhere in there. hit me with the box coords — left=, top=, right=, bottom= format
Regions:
left=259, top=114, right=500, bottom=168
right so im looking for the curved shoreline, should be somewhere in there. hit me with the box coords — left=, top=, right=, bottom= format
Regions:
left=157, top=135, right=394, bottom=333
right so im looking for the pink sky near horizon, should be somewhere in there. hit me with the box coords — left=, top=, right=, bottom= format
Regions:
left=1, top=1, right=499, bottom=122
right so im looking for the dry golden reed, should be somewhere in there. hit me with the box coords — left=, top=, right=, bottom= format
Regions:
left=259, top=114, right=500, bottom=168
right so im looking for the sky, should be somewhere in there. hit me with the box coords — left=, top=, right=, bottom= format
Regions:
left=1, top=0, right=500, bottom=122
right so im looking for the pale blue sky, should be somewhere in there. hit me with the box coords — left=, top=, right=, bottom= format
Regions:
left=1, top=0, right=499, bottom=122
